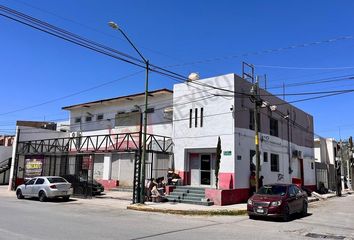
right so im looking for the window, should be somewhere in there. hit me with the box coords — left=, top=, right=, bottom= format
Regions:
left=263, top=152, right=268, bottom=162
left=35, top=178, right=45, bottom=185
left=85, top=116, right=92, bottom=122
left=195, top=108, right=198, bottom=128
left=74, top=117, right=81, bottom=123
left=189, top=109, right=193, bottom=128
left=249, top=109, right=260, bottom=131
left=311, top=162, right=314, bottom=169
left=26, top=178, right=36, bottom=185
left=115, top=112, right=140, bottom=127
left=270, top=154, right=279, bottom=172
left=289, top=185, right=296, bottom=196
left=97, top=114, right=104, bottom=121
left=270, top=117, right=278, bottom=137
left=47, top=177, right=67, bottom=183
left=189, top=108, right=203, bottom=128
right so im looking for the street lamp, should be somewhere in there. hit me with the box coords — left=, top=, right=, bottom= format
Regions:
left=109, top=21, right=149, bottom=204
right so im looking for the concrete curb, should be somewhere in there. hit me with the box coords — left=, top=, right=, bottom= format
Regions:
left=127, top=197, right=329, bottom=216
left=127, top=204, right=248, bottom=216
left=308, top=198, right=319, bottom=203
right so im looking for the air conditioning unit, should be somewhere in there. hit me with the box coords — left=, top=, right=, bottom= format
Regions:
left=292, top=150, right=303, bottom=158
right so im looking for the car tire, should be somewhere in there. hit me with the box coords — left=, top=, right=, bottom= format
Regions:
left=302, top=201, right=308, bottom=217
left=63, top=196, right=70, bottom=201
left=39, top=191, right=47, bottom=202
left=282, top=206, right=290, bottom=222
left=249, top=215, right=256, bottom=220
left=16, top=189, right=24, bottom=199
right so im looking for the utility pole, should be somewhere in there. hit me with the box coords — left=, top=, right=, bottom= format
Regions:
left=109, top=21, right=149, bottom=204
left=340, top=140, right=345, bottom=191
left=349, top=136, right=353, bottom=190
left=251, top=77, right=261, bottom=192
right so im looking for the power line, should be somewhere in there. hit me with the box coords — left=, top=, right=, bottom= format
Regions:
left=163, top=36, right=354, bottom=68
left=267, top=74, right=354, bottom=90
left=13, top=0, right=186, bottom=64
left=255, top=64, right=354, bottom=70
left=0, top=71, right=143, bottom=116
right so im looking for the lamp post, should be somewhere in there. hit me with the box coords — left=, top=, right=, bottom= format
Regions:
left=109, top=21, right=149, bottom=203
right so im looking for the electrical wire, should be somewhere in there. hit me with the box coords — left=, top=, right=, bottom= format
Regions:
left=255, top=64, right=354, bottom=70
left=163, top=36, right=354, bottom=68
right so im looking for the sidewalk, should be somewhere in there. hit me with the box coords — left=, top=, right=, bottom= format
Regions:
left=1, top=185, right=352, bottom=216
left=127, top=201, right=247, bottom=216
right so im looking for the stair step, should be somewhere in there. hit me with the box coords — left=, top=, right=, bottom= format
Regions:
left=173, top=189, right=205, bottom=194
left=167, top=198, right=214, bottom=206
left=175, top=186, right=207, bottom=191
left=110, top=187, right=133, bottom=192
left=167, top=194, right=204, bottom=201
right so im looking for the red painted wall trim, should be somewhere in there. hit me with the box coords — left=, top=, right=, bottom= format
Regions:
left=218, top=173, right=234, bottom=189
left=205, top=188, right=249, bottom=205
left=96, top=179, right=119, bottom=190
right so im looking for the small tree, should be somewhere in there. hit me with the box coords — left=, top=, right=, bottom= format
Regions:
left=215, top=136, right=222, bottom=189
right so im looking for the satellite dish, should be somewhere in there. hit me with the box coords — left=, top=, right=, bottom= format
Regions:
left=188, top=72, right=200, bottom=81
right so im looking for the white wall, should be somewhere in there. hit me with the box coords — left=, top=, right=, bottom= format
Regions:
left=314, top=137, right=337, bottom=165
left=235, top=127, right=315, bottom=189
left=173, top=73, right=316, bottom=189
left=173, top=74, right=236, bottom=185
left=0, top=146, right=12, bottom=161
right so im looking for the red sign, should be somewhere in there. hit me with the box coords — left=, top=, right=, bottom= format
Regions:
left=82, top=156, right=93, bottom=170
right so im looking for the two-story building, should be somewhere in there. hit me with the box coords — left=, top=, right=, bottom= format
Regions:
left=173, top=73, right=316, bottom=204
left=8, top=73, right=316, bottom=204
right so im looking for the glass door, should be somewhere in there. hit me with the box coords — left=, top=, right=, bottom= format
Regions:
left=200, top=154, right=211, bottom=185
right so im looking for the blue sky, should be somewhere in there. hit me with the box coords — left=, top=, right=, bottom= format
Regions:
left=1, top=0, right=354, bottom=139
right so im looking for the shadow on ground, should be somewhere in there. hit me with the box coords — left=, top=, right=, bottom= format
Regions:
left=249, top=213, right=313, bottom=222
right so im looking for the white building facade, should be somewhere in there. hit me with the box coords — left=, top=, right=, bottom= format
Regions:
left=61, top=89, right=174, bottom=188
left=173, top=74, right=316, bottom=204
left=8, top=74, right=316, bottom=205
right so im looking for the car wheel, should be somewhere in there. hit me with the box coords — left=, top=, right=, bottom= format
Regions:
left=249, top=215, right=256, bottom=220
left=282, top=206, right=290, bottom=222
left=63, top=196, right=70, bottom=201
left=39, top=191, right=47, bottom=202
left=302, top=201, right=308, bottom=217
left=16, top=189, right=24, bottom=199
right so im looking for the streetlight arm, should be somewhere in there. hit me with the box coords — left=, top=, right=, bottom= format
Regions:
left=117, top=28, right=147, bottom=63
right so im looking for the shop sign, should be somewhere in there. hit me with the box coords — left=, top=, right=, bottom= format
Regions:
left=24, top=156, right=43, bottom=178
left=223, top=151, right=232, bottom=156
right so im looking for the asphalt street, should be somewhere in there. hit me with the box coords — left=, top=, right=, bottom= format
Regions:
left=0, top=193, right=353, bottom=240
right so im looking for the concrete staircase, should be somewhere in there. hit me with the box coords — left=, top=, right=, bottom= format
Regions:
left=110, top=186, right=133, bottom=192
left=166, top=186, right=213, bottom=206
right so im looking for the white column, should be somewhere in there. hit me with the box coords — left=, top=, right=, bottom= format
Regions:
left=8, top=127, right=19, bottom=191
left=103, top=154, right=112, bottom=180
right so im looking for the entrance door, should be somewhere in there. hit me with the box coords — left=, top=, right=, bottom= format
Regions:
left=200, top=154, right=211, bottom=185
